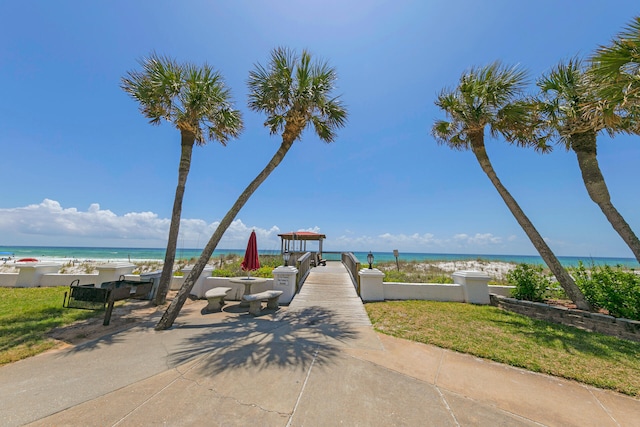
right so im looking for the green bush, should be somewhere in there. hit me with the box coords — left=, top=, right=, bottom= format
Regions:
left=210, top=255, right=281, bottom=279
left=507, top=264, right=550, bottom=302
left=383, top=270, right=410, bottom=282
left=382, top=269, right=454, bottom=284
left=211, top=268, right=235, bottom=277
left=572, top=262, right=640, bottom=320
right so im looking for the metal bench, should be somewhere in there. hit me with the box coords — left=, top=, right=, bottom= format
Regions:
left=63, top=277, right=154, bottom=325
left=204, top=287, right=232, bottom=312
left=242, top=290, right=283, bottom=316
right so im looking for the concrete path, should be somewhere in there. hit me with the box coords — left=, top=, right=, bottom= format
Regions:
left=1, top=267, right=638, bottom=426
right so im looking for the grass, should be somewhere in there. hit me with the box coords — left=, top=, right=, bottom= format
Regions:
left=366, top=300, right=640, bottom=397
left=0, top=287, right=97, bottom=365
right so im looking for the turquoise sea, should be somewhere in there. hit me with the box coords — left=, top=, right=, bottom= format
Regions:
left=0, top=245, right=638, bottom=268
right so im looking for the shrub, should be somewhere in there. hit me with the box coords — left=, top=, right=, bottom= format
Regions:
left=572, top=262, right=640, bottom=320
left=211, top=268, right=234, bottom=277
left=507, top=264, right=550, bottom=302
left=383, top=270, right=410, bottom=282
left=210, top=255, right=280, bottom=278
left=382, top=269, right=454, bottom=284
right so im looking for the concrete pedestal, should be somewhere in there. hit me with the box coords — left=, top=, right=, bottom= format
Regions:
left=15, top=263, right=61, bottom=287
left=272, top=265, right=298, bottom=303
left=184, top=266, right=214, bottom=298
left=452, top=270, right=491, bottom=304
left=359, top=268, right=385, bottom=302
left=139, top=270, right=163, bottom=300
left=96, top=263, right=136, bottom=286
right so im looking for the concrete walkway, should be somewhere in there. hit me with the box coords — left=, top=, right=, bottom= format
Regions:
left=1, top=267, right=638, bottom=426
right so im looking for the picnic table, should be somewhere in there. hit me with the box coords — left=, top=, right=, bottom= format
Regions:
left=229, top=277, right=267, bottom=307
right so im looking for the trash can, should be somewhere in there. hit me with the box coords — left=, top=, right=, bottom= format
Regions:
left=140, top=270, right=163, bottom=300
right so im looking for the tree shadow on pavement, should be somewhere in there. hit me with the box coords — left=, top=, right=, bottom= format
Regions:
left=168, top=306, right=358, bottom=375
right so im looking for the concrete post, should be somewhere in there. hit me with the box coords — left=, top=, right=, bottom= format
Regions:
left=452, top=270, right=491, bottom=304
left=272, top=265, right=298, bottom=303
left=359, top=268, right=385, bottom=302
left=15, top=263, right=61, bottom=287
left=139, top=270, right=163, bottom=300
left=184, top=265, right=214, bottom=298
left=96, top=262, right=136, bottom=286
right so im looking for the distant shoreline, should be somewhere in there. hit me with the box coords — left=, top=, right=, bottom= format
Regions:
left=0, top=245, right=638, bottom=269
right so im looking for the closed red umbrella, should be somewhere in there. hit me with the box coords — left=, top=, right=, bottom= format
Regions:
left=241, top=230, right=260, bottom=278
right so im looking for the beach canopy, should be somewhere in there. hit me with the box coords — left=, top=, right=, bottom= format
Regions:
left=278, top=231, right=325, bottom=254
left=241, top=230, right=260, bottom=273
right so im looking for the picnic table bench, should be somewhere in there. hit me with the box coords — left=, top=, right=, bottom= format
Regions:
left=242, top=290, right=283, bottom=316
left=63, top=276, right=154, bottom=325
left=204, top=287, right=232, bottom=312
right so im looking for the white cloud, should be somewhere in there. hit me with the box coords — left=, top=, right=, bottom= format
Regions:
left=331, top=231, right=508, bottom=253
left=0, top=199, right=282, bottom=249
left=468, top=233, right=502, bottom=245
left=0, top=199, right=521, bottom=254
left=453, top=233, right=501, bottom=245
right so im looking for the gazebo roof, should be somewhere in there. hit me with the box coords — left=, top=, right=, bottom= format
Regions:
left=278, top=231, right=326, bottom=241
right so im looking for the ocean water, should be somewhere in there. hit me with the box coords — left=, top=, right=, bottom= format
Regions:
left=1, top=245, right=638, bottom=268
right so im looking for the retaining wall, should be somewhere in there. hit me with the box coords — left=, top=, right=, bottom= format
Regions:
left=490, top=294, right=640, bottom=343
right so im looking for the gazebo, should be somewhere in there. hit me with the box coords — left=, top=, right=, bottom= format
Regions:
left=278, top=231, right=326, bottom=256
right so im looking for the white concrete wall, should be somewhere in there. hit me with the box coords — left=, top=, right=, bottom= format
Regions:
left=382, top=282, right=465, bottom=302
left=488, top=285, right=514, bottom=297
left=0, top=273, right=19, bottom=287
left=1, top=264, right=512, bottom=303
left=1, top=269, right=184, bottom=289
left=170, top=276, right=185, bottom=290
left=40, top=274, right=100, bottom=287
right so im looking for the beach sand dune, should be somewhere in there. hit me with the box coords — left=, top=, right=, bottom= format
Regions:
left=1, top=257, right=517, bottom=280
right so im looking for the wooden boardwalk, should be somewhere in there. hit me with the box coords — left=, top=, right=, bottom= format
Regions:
left=287, top=261, right=371, bottom=327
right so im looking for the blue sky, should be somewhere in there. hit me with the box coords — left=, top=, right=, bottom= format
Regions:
left=1, top=0, right=638, bottom=257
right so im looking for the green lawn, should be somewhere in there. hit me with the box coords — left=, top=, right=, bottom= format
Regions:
left=0, top=287, right=97, bottom=365
left=366, top=300, right=640, bottom=397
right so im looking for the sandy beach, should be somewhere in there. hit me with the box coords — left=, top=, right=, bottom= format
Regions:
left=0, top=256, right=517, bottom=280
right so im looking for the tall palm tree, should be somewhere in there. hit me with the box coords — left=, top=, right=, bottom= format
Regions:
left=156, top=47, right=347, bottom=330
left=432, top=62, right=592, bottom=311
left=537, top=59, right=640, bottom=263
left=588, top=16, right=640, bottom=116
left=122, top=53, right=243, bottom=305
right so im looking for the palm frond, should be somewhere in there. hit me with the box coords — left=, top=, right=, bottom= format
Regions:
left=248, top=47, right=347, bottom=143
left=589, top=16, right=640, bottom=114
left=432, top=61, right=530, bottom=149
left=122, top=52, right=242, bottom=145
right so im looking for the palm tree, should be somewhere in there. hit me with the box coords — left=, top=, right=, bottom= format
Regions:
left=432, top=62, right=591, bottom=311
left=156, top=47, right=347, bottom=330
left=537, top=59, right=640, bottom=263
left=121, top=53, right=243, bottom=305
left=588, top=16, right=640, bottom=116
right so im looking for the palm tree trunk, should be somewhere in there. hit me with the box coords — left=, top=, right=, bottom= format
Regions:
left=571, top=132, right=640, bottom=263
left=470, top=136, right=592, bottom=311
left=155, top=136, right=296, bottom=329
left=154, top=131, right=195, bottom=305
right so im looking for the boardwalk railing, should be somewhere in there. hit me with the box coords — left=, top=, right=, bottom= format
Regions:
left=295, top=252, right=312, bottom=291
left=341, top=252, right=361, bottom=295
